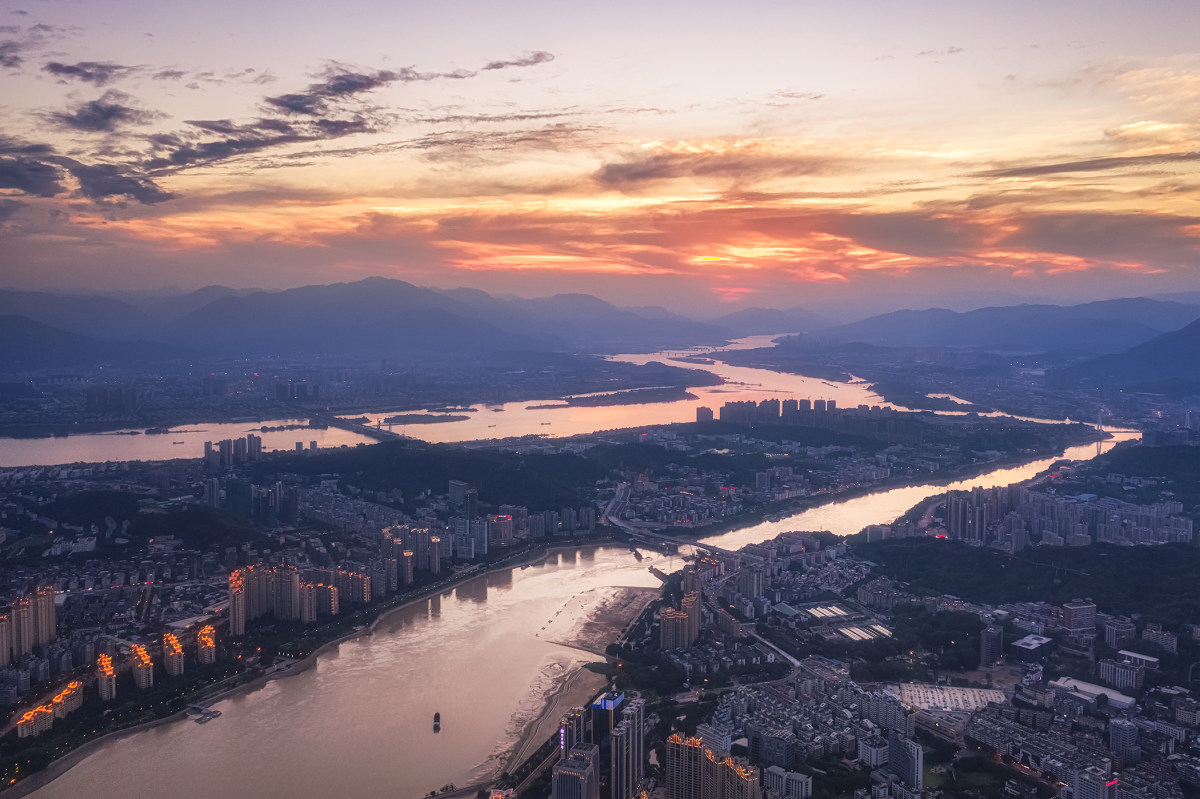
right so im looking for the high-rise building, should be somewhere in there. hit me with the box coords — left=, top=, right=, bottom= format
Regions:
left=163, top=633, right=184, bottom=677
left=131, top=644, right=154, bottom=689
left=610, top=698, right=645, bottom=799
left=665, top=733, right=704, bottom=799
left=273, top=565, right=301, bottom=620
left=1109, top=717, right=1140, bottom=765
left=981, top=625, right=1004, bottom=666
left=448, top=480, right=469, bottom=506
left=401, top=551, right=415, bottom=586
left=1105, top=618, right=1137, bottom=649
left=430, top=537, right=442, bottom=575
left=196, top=625, right=216, bottom=665
left=97, top=654, right=117, bottom=700
left=1062, top=598, right=1097, bottom=634
left=887, top=730, right=923, bottom=792
left=552, top=743, right=599, bottom=799
left=590, top=691, right=625, bottom=744
left=560, top=707, right=586, bottom=753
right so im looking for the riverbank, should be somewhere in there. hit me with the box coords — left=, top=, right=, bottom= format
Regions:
left=10, top=541, right=619, bottom=798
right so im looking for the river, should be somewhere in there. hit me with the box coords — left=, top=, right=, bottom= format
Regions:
left=18, top=337, right=1140, bottom=798
left=0, top=335, right=892, bottom=467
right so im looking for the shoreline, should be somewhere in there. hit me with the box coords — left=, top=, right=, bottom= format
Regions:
left=10, top=541, right=616, bottom=798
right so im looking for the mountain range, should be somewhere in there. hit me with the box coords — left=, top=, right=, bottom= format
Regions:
left=4, top=280, right=1200, bottom=370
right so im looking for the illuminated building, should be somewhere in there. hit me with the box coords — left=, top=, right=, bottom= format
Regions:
left=590, top=690, right=624, bottom=744
left=97, top=654, right=117, bottom=700
left=560, top=707, right=586, bottom=752
left=317, top=583, right=339, bottom=616
left=665, top=733, right=704, bottom=799
left=196, top=625, right=217, bottom=665
left=299, top=583, right=319, bottom=624
left=132, top=644, right=154, bottom=689
left=163, top=632, right=185, bottom=676
left=401, top=551, right=415, bottom=586
left=17, top=681, right=83, bottom=738
left=488, top=514, right=513, bottom=547
left=229, top=567, right=249, bottom=636
left=551, top=742, right=599, bottom=799
left=430, top=537, right=442, bottom=575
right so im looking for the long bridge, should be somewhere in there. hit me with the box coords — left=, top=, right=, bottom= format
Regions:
left=306, top=412, right=407, bottom=442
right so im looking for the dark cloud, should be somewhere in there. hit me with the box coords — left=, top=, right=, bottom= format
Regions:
left=43, top=60, right=137, bottom=85
left=152, top=68, right=186, bottom=81
left=0, top=157, right=66, bottom=196
left=265, top=66, right=470, bottom=116
left=0, top=199, right=25, bottom=223
left=481, top=51, right=555, bottom=70
left=50, top=90, right=157, bottom=132
left=60, top=160, right=174, bottom=204
left=982, top=151, right=1200, bottom=178
left=595, top=149, right=842, bottom=187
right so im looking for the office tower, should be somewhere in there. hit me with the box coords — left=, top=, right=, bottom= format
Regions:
left=552, top=743, right=599, bottom=799
left=665, top=733, right=704, bottom=799
left=196, top=625, right=216, bottom=664
left=560, top=707, right=586, bottom=752
left=163, top=633, right=184, bottom=677
left=1074, top=766, right=1117, bottom=799
left=132, top=644, right=154, bottom=688
left=590, top=691, right=625, bottom=744
left=448, top=480, right=469, bottom=506
left=611, top=698, right=645, bottom=799
left=97, top=654, right=117, bottom=700
left=1062, top=598, right=1097, bottom=634
left=981, top=625, right=1004, bottom=666
left=1109, top=717, right=1140, bottom=765
left=887, top=730, right=923, bottom=791
left=471, top=517, right=490, bottom=555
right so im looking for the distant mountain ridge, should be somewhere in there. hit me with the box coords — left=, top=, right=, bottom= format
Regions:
left=1057, top=317, right=1200, bottom=390
left=820, top=298, right=1200, bottom=354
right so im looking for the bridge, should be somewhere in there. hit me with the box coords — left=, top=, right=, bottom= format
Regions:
left=306, top=412, right=407, bottom=442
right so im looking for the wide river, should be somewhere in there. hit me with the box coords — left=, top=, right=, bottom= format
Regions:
left=21, top=336, right=1137, bottom=798
left=1, top=334, right=1080, bottom=467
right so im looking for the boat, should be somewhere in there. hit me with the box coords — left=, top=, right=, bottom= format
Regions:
left=172, top=441, right=184, bottom=444
left=433, top=711, right=441, bottom=732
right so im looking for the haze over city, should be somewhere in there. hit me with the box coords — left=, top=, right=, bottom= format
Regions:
left=7, top=4, right=1200, bottom=799
left=3, top=0, right=1200, bottom=313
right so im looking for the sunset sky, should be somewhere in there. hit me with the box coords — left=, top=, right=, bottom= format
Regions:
left=2, top=0, right=1199, bottom=314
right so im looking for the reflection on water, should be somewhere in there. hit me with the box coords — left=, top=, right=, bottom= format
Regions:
left=699, top=429, right=1140, bottom=549
left=31, top=549, right=661, bottom=799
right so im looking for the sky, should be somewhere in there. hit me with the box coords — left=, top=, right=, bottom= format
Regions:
left=2, top=0, right=1199, bottom=315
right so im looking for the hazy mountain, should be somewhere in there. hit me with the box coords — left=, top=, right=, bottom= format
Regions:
left=140, top=285, right=261, bottom=321
left=164, top=278, right=545, bottom=358
left=434, top=286, right=730, bottom=348
left=0, top=315, right=186, bottom=370
left=1056, top=318, right=1200, bottom=390
left=0, top=290, right=155, bottom=340
left=707, top=306, right=832, bottom=336
left=822, top=298, right=1200, bottom=353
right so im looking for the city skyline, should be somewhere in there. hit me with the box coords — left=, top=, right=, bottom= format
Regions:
left=3, top=1, right=1200, bottom=313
